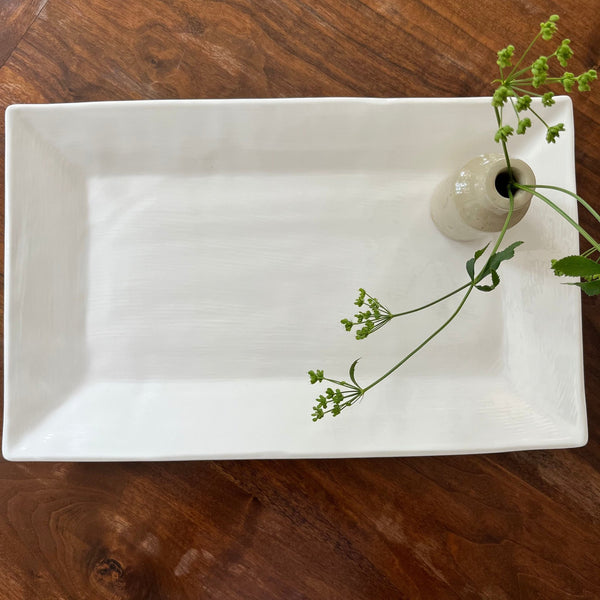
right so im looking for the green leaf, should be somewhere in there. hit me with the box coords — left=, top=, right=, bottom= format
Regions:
left=466, top=243, right=490, bottom=281
left=569, top=280, right=600, bottom=296
left=476, top=270, right=501, bottom=292
left=486, top=241, right=524, bottom=273
left=349, top=358, right=361, bottom=388
left=552, top=255, right=600, bottom=277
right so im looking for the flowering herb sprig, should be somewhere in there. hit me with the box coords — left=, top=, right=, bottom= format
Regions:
left=308, top=364, right=363, bottom=420
left=309, top=15, right=599, bottom=420
left=310, top=232, right=523, bottom=420
left=340, top=288, right=394, bottom=339
left=491, top=14, right=600, bottom=288
left=493, top=16, right=596, bottom=144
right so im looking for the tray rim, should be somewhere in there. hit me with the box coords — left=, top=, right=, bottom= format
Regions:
left=3, top=96, right=586, bottom=461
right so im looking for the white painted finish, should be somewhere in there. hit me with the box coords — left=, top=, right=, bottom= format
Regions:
left=3, top=97, right=586, bottom=460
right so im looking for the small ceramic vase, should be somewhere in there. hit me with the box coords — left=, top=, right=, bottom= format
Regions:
left=430, top=153, right=536, bottom=241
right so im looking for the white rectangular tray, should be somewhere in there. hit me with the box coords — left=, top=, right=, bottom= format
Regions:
left=3, top=97, right=586, bottom=460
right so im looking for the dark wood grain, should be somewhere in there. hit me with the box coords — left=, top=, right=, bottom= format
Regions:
left=2, top=1, right=600, bottom=598
left=0, top=0, right=49, bottom=67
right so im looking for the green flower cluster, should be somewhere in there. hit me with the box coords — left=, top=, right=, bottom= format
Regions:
left=546, top=123, right=565, bottom=143
left=516, top=118, right=531, bottom=135
left=491, top=15, right=596, bottom=147
left=308, top=369, right=324, bottom=384
left=494, top=124, right=514, bottom=143
left=556, top=39, right=573, bottom=67
left=515, top=95, right=532, bottom=111
left=308, top=367, right=364, bottom=421
left=496, top=45, right=515, bottom=69
left=541, top=92, right=555, bottom=107
left=340, top=288, right=394, bottom=340
left=575, top=70, right=597, bottom=92
left=540, top=14, right=559, bottom=41
left=489, top=15, right=600, bottom=299
left=531, top=56, right=549, bottom=87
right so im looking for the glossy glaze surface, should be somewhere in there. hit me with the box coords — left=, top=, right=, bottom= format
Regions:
left=4, top=97, right=585, bottom=459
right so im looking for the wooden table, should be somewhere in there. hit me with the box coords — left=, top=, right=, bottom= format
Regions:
left=1, top=1, right=599, bottom=598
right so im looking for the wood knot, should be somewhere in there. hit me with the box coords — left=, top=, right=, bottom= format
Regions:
left=93, top=557, right=124, bottom=582
left=186, top=16, right=205, bottom=35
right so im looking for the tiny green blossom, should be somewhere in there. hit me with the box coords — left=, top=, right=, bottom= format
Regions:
left=308, top=369, right=324, bottom=384
left=340, top=318, right=353, bottom=332
left=354, top=288, right=366, bottom=307
left=561, top=71, right=575, bottom=92
left=311, top=407, right=324, bottom=421
left=311, top=382, right=364, bottom=421
left=494, top=125, right=514, bottom=143
left=355, top=320, right=374, bottom=339
left=516, top=118, right=532, bottom=135
left=540, top=15, right=559, bottom=41
left=556, top=39, right=573, bottom=67
left=492, top=85, right=513, bottom=107
left=342, top=289, right=394, bottom=340
left=546, top=123, right=565, bottom=143
left=497, top=45, right=515, bottom=69
left=577, top=69, right=597, bottom=92
left=531, top=56, right=549, bottom=87
left=541, top=91, right=555, bottom=107
left=515, top=95, right=532, bottom=112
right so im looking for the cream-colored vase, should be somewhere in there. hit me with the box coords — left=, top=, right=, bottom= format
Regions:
left=430, top=154, right=535, bottom=241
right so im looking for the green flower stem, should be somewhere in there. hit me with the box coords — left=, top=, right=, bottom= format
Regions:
left=509, top=97, right=521, bottom=120
left=510, top=77, right=564, bottom=85
left=484, top=188, right=515, bottom=259
left=362, top=290, right=391, bottom=313
left=507, top=30, right=542, bottom=79
left=389, top=282, right=472, bottom=318
left=531, top=184, right=600, bottom=224
left=494, top=106, right=513, bottom=174
left=321, top=390, right=360, bottom=416
left=526, top=105, right=549, bottom=127
left=510, top=50, right=559, bottom=81
left=361, top=191, right=516, bottom=395
left=322, top=377, right=352, bottom=387
left=361, top=285, right=475, bottom=393
left=516, top=184, right=600, bottom=250
left=511, top=87, right=542, bottom=96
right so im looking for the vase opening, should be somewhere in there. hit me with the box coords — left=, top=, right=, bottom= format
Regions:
left=494, top=168, right=517, bottom=199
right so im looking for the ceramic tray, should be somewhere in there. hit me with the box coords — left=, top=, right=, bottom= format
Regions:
left=3, top=97, right=586, bottom=460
